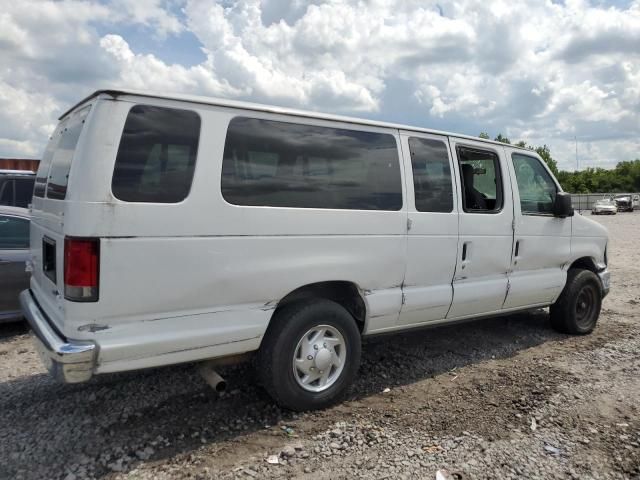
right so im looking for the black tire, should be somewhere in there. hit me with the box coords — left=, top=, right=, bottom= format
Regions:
left=257, top=299, right=361, bottom=411
left=550, top=269, right=602, bottom=334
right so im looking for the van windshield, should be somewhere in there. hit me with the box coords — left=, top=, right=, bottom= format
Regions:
left=34, top=105, right=90, bottom=200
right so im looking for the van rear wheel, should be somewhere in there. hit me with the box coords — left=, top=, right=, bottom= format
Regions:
left=257, top=299, right=361, bottom=411
left=550, top=269, right=602, bottom=334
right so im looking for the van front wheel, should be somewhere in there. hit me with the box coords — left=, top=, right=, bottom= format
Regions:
left=257, top=299, right=361, bottom=411
left=550, top=269, right=602, bottom=334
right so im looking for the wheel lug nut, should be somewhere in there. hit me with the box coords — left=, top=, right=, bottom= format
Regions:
left=314, top=345, right=319, bottom=350
left=307, top=355, right=313, bottom=360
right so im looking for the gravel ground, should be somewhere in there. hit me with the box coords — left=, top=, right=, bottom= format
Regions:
left=1, top=212, right=639, bottom=480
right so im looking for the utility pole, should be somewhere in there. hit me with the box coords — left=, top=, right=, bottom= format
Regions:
left=575, top=136, right=578, bottom=171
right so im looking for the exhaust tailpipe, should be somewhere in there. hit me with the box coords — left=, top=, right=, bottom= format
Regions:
left=198, top=363, right=227, bottom=392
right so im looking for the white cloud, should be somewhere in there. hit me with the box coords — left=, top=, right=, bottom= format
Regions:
left=110, top=0, right=184, bottom=37
left=0, top=80, right=59, bottom=153
left=99, top=33, right=240, bottom=95
left=0, top=138, right=41, bottom=157
left=0, top=0, right=638, bottom=171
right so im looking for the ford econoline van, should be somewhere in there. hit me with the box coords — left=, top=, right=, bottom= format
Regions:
left=20, top=90, right=610, bottom=411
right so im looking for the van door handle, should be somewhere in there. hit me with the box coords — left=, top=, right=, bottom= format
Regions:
left=514, top=240, right=520, bottom=257
left=461, top=242, right=470, bottom=269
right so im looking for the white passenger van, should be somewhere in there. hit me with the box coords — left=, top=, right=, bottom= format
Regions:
left=21, top=90, right=610, bottom=411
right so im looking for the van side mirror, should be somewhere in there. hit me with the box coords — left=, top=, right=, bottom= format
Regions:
left=553, top=192, right=574, bottom=218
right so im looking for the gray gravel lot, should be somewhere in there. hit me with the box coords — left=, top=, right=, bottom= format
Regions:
left=1, top=212, right=639, bottom=480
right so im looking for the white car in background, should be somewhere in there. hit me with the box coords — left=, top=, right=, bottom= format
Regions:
left=592, top=198, right=617, bottom=215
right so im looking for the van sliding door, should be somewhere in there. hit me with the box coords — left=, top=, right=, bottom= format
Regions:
left=397, top=132, right=458, bottom=327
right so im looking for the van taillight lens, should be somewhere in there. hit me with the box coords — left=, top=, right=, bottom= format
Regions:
left=64, top=237, right=99, bottom=302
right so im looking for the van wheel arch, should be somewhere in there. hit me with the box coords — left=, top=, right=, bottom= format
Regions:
left=568, top=256, right=598, bottom=274
left=268, top=281, right=367, bottom=335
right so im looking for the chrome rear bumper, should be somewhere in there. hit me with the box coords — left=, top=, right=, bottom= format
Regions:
left=19, top=290, right=96, bottom=383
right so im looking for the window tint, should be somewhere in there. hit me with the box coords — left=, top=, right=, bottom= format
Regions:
left=15, top=178, right=34, bottom=208
left=221, top=117, right=402, bottom=210
left=46, top=105, right=91, bottom=200
left=512, top=153, right=557, bottom=214
left=0, top=216, right=29, bottom=249
left=408, top=137, right=453, bottom=212
left=0, top=179, right=13, bottom=206
left=457, top=147, right=503, bottom=213
left=112, top=105, right=201, bottom=203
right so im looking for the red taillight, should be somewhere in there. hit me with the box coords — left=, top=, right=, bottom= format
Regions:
left=64, top=237, right=99, bottom=302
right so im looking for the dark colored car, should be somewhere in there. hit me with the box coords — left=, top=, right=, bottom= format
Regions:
left=0, top=170, right=36, bottom=208
left=0, top=206, right=30, bottom=323
left=614, top=194, right=634, bottom=212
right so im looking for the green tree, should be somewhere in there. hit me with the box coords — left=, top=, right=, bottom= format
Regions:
left=494, top=133, right=510, bottom=144
left=552, top=159, right=640, bottom=193
left=478, top=132, right=490, bottom=139
left=535, top=145, right=559, bottom=177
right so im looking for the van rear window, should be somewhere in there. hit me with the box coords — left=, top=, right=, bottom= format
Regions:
left=34, top=105, right=90, bottom=199
left=221, top=117, right=402, bottom=210
left=112, top=105, right=201, bottom=203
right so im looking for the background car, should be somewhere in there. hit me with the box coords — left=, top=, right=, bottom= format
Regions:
left=592, top=198, right=617, bottom=215
left=0, top=170, right=35, bottom=208
left=614, top=194, right=634, bottom=212
left=0, top=206, right=30, bottom=323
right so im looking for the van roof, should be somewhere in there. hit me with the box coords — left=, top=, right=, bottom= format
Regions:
left=64, top=89, right=532, bottom=152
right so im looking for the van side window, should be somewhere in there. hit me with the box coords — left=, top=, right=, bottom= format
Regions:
left=112, top=105, right=201, bottom=203
left=408, top=137, right=453, bottom=212
left=512, top=153, right=557, bottom=215
left=457, top=146, right=503, bottom=213
left=221, top=117, right=402, bottom=210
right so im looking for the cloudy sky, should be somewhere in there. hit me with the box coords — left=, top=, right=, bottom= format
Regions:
left=1, top=0, right=638, bottom=170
